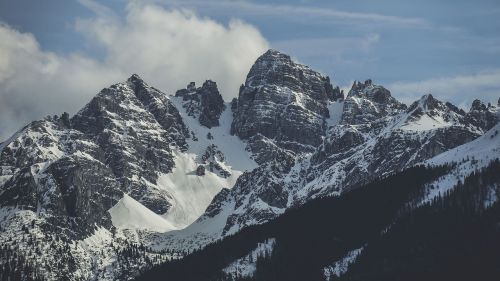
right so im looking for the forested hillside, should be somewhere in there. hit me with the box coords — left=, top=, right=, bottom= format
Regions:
left=136, top=165, right=454, bottom=280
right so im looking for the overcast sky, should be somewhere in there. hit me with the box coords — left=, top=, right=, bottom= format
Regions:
left=1, top=0, right=499, bottom=140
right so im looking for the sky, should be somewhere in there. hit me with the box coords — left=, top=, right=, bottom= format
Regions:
left=0, top=0, right=499, bottom=140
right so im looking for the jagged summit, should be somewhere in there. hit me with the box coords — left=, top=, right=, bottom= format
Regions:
left=245, top=49, right=341, bottom=100
left=466, top=98, right=499, bottom=131
left=127, top=73, right=143, bottom=82
left=259, top=48, right=286, bottom=59
left=71, top=76, right=190, bottom=214
left=400, top=94, right=479, bottom=134
left=126, top=73, right=151, bottom=90
left=407, top=94, right=466, bottom=116
left=175, top=80, right=225, bottom=128
left=230, top=49, right=342, bottom=165
left=416, top=94, right=443, bottom=110
left=341, top=79, right=406, bottom=125
left=471, top=99, right=488, bottom=111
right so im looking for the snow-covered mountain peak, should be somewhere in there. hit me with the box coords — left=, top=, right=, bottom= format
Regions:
left=243, top=49, right=342, bottom=101
left=230, top=50, right=340, bottom=165
left=471, top=99, right=488, bottom=111
left=401, top=94, right=464, bottom=131
left=416, top=94, right=439, bottom=110
left=465, top=98, right=499, bottom=131
left=1, top=50, right=499, bottom=281
left=191, top=86, right=493, bottom=242
left=341, top=79, right=406, bottom=125
left=126, top=73, right=145, bottom=84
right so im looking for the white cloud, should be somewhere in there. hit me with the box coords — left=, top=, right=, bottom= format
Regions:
left=0, top=2, right=269, bottom=140
left=0, top=23, right=123, bottom=141
left=74, top=1, right=268, bottom=98
left=388, top=70, right=500, bottom=108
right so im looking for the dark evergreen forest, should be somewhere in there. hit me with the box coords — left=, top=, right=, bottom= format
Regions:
left=340, top=160, right=500, bottom=281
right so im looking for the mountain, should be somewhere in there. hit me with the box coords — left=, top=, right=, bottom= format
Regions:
left=137, top=160, right=500, bottom=281
left=153, top=51, right=497, bottom=254
left=0, top=49, right=499, bottom=281
left=137, top=124, right=500, bottom=280
left=231, top=49, right=342, bottom=163
left=0, top=74, right=254, bottom=280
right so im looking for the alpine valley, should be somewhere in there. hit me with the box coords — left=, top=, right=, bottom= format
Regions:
left=1, top=50, right=499, bottom=281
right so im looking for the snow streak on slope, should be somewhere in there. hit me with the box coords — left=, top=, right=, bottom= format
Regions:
left=171, top=96, right=257, bottom=172
left=222, top=238, right=276, bottom=279
left=109, top=194, right=178, bottom=232
left=326, top=101, right=344, bottom=127
left=421, top=123, right=500, bottom=204
left=323, top=246, right=364, bottom=280
left=401, top=113, right=451, bottom=131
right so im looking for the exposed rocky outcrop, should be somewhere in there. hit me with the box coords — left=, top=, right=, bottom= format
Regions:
left=175, top=80, right=225, bottom=128
left=71, top=74, right=189, bottom=214
left=341, top=79, right=407, bottom=125
left=465, top=99, right=498, bottom=131
left=192, top=57, right=497, bottom=240
left=201, top=144, right=231, bottom=178
left=230, top=49, right=339, bottom=163
left=0, top=119, right=121, bottom=238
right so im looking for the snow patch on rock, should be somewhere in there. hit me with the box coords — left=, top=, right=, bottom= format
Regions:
left=109, top=194, right=178, bottom=232
left=323, top=246, right=364, bottom=280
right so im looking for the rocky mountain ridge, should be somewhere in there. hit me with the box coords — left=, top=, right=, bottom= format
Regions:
left=0, top=49, right=499, bottom=281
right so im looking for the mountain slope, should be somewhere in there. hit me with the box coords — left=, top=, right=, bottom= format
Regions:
left=0, top=49, right=498, bottom=281
left=137, top=136, right=500, bottom=280
left=135, top=165, right=451, bottom=281
left=0, top=75, right=255, bottom=280
left=161, top=52, right=497, bottom=251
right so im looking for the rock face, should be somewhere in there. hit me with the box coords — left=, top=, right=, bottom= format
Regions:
left=0, top=75, right=194, bottom=244
left=465, top=99, right=498, bottom=131
left=201, top=144, right=231, bottom=178
left=179, top=54, right=498, bottom=243
left=230, top=49, right=341, bottom=164
left=341, top=79, right=407, bottom=125
left=175, top=80, right=225, bottom=128
left=0, top=118, right=123, bottom=241
left=71, top=74, right=190, bottom=214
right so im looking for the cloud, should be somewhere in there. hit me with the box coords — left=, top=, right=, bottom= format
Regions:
left=273, top=33, right=380, bottom=60
left=0, top=2, right=269, bottom=140
left=75, top=1, right=268, bottom=98
left=0, top=23, right=123, bottom=141
left=155, top=0, right=431, bottom=28
left=388, top=70, right=500, bottom=108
